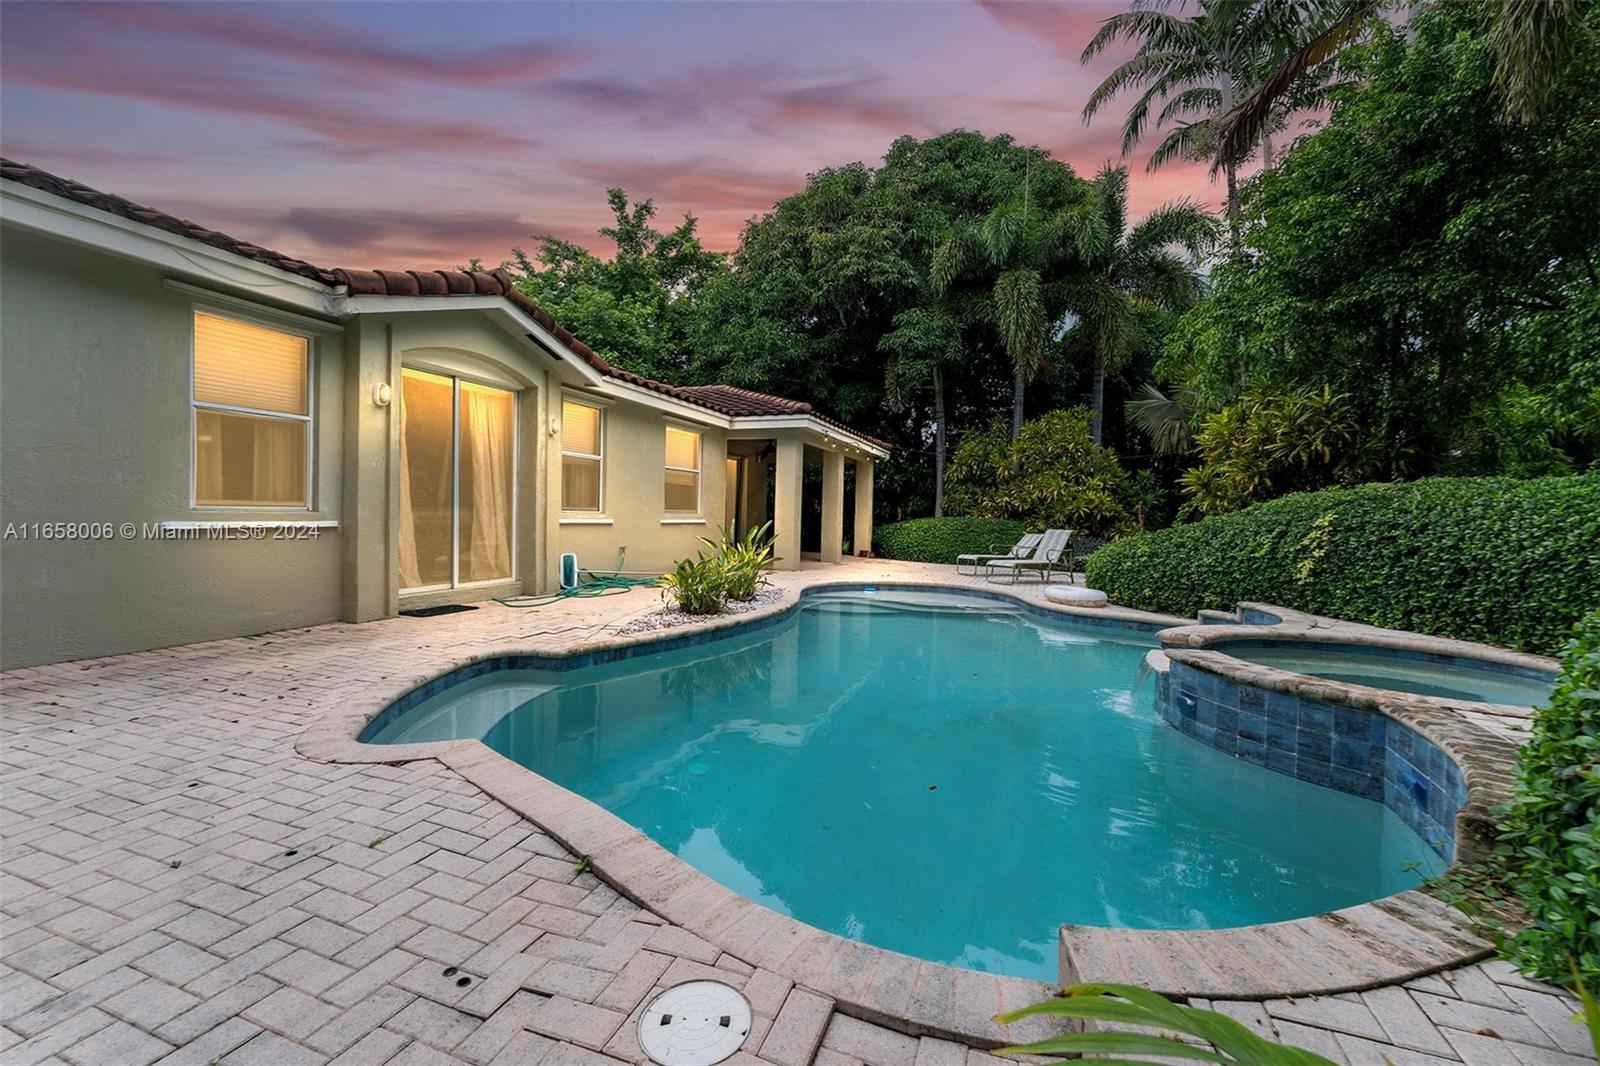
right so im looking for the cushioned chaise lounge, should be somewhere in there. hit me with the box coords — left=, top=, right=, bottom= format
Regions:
left=985, top=528, right=1071, bottom=584
left=956, top=532, right=1042, bottom=576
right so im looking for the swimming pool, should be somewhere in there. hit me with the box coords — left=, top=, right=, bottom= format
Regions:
left=367, top=589, right=1443, bottom=981
left=1217, top=639, right=1554, bottom=706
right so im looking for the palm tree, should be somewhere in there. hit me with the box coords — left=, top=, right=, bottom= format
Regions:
left=1080, top=0, right=1288, bottom=236
left=1062, top=165, right=1219, bottom=443
left=931, top=172, right=1073, bottom=440
left=1216, top=0, right=1590, bottom=166
left=880, top=307, right=963, bottom=515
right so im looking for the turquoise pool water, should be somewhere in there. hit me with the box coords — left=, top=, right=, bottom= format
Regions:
left=1221, top=641, right=1554, bottom=706
left=370, top=589, right=1443, bottom=981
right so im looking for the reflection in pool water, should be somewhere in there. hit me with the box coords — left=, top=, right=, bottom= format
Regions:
left=369, top=590, right=1444, bottom=981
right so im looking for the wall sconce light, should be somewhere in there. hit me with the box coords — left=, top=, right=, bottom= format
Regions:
left=549, top=416, right=561, bottom=436
left=372, top=382, right=393, bottom=407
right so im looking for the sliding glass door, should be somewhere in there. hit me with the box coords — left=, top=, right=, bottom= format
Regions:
left=399, top=368, right=516, bottom=592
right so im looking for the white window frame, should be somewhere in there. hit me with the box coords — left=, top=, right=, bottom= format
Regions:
left=398, top=365, right=520, bottom=594
left=560, top=399, right=605, bottom=514
left=189, top=306, right=315, bottom=512
left=663, top=423, right=703, bottom=516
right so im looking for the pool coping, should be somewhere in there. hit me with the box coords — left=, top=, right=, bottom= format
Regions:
left=296, top=579, right=1539, bottom=1033
left=1055, top=604, right=1557, bottom=999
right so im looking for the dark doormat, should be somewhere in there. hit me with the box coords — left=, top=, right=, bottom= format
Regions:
left=399, top=604, right=481, bottom=618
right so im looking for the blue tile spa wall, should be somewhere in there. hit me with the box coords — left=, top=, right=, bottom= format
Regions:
left=1159, top=661, right=1466, bottom=861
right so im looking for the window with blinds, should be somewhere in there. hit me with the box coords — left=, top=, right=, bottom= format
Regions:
left=192, top=311, right=311, bottom=507
left=664, top=425, right=701, bottom=514
left=561, top=400, right=603, bottom=511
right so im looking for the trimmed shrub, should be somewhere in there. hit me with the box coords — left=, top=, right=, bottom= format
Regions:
left=944, top=410, right=1133, bottom=535
left=874, top=516, right=1028, bottom=564
left=1084, top=475, right=1600, bottom=654
left=1501, top=609, right=1600, bottom=984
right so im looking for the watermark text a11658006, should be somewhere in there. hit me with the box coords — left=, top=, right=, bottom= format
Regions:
left=3, top=521, right=328, bottom=541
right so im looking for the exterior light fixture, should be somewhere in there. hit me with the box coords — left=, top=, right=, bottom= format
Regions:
left=372, top=382, right=393, bottom=407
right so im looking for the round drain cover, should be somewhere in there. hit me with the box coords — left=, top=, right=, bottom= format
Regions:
left=637, top=980, right=752, bottom=1066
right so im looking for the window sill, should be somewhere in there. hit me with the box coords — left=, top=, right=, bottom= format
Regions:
left=661, top=517, right=706, bottom=525
left=559, top=516, right=614, bottom=526
left=161, top=520, right=338, bottom=533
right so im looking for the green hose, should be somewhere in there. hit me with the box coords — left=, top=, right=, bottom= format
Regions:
left=494, top=571, right=658, bottom=609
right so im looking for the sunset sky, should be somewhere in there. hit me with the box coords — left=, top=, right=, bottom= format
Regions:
left=1, top=1, right=1230, bottom=269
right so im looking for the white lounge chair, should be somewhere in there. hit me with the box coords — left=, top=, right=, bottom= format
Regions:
left=956, top=532, right=1042, bottom=576
left=984, top=528, right=1071, bottom=584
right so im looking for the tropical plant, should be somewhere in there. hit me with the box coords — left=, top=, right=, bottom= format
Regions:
left=1061, top=165, right=1217, bottom=442
left=1165, top=1, right=1600, bottom=481
left=510, top=187, right=726, bottom=383
left=1084, top=474, right=1600, bottom=655
left=1179, top=385, right=1368, bottom=515
left=1218, top=0, right=1595, bottom=164
left=1080, top=0, right=1309, bottom=234
left=1498, top=608, right=1600, bottom=985
left=658, top=553, right=728, bottom=615
left=702, top=522, right=778, bottom=602
left=880, top=307, right=963, bottom=514
left=930, top=156, right=1090, bottom=438
left=996, top=982, right=1336, bottom=1064
left=945, top=409, right=1133, bottom=536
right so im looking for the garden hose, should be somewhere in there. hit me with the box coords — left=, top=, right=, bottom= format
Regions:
left=494, top=572, right=658, bottom=609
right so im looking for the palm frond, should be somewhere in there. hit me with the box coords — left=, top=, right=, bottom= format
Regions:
left=1491, top=0, right=1586, bottom=123
left=1094, top=164, right=1130, bottom=250
left=1126, top=200, right=1220, bottom=259
left=982, top=203, right=1027, bottom=267
left=992, top=268, right=1048, bottom=381
left=1212, top=0, right=1383, bottom=171
left=1157, top=85, right=1224, bottom=126
left=1148, top=120, right=1214, bottom=172
left=1126, top=382, right=1196, bottom=455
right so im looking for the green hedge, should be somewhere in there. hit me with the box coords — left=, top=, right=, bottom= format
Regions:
left=1501, top=609, right=1600, bottom=983
left=1084, top=475, right=1600, bottom=654
left=873, top=516, right=1029, bottom=564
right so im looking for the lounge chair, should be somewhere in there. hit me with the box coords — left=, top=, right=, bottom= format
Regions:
left=984, top=528, right=1071, bottom=584
left=956, top=532, right=1043, bottom=576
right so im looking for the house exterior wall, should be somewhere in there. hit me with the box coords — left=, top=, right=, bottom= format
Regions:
left=0, top=228, right=346, bottom=668
left=556, top=397, right=728, bottom=576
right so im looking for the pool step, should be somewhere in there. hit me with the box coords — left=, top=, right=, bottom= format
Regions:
left=1058, top=889, right=1492, bottom=999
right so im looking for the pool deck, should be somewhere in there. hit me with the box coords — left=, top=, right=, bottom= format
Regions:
left=1, top=560, right=1589, bottom=1066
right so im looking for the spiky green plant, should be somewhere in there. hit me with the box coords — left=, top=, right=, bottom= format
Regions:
left=997, top=983, right=1337, bottom=1065
left=700, top=521, right=778, bottom=602
left=658, top=553, right=727, bottom=615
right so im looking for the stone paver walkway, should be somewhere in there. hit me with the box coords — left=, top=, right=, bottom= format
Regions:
left=1, top=561, right=1589, bottom=1065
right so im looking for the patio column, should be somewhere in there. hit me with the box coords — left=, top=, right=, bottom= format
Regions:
left=820, top=449, right=845, bottom=563
left=852, top=458, right=874, bottom=558
left=772, top=436, right=804, bottom=570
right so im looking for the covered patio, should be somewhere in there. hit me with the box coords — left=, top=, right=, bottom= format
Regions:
left=724, top=426, right=883, bottom=569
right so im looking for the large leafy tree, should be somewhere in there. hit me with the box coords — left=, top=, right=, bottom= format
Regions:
left=1217, top=0, right=1595, bottom=165
left=695, top=131, right=1090, bottom=516
left=1162, top=0, right=1600, bottom=477
left=509, top=188, right=726, bottom=383
left=1060, top=165, right=1217, bottom=442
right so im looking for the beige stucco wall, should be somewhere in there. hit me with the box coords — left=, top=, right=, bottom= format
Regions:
left=0, top=228, right=346, bottom=668
left=557, top=397, right=728, bottom=576
left=0, top=226, right=782, bottom=668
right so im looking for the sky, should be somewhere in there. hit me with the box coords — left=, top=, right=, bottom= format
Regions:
left=0, top=1, right=1228, bottom=269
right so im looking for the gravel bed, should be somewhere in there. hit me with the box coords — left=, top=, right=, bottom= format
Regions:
left=616, top=585, right=785, bottom=635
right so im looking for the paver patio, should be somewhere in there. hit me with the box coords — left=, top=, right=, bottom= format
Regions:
left=1, top=561, right=1588, bottom=1065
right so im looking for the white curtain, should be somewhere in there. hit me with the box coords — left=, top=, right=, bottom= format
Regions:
left=397, top=389, right=422, bottom=590
left=461, top=384, right=514, bottom=582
